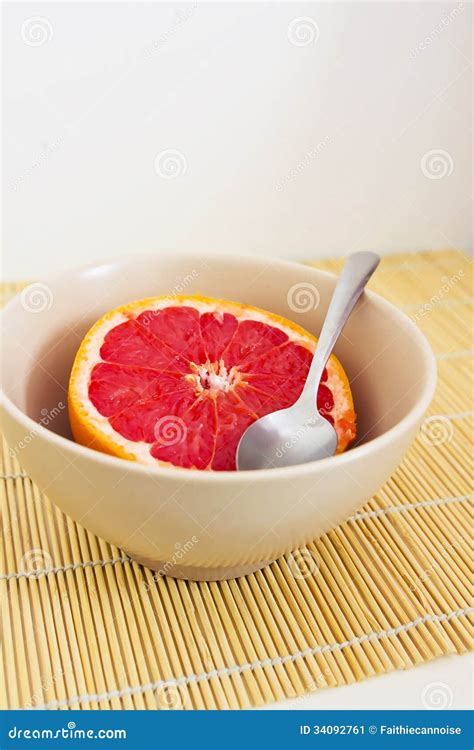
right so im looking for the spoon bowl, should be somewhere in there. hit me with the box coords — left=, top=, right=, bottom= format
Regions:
left=236, top=403, right=338, bottom=470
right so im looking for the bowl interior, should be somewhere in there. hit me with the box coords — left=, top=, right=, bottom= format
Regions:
left=1, top=254, right=431, bottom=455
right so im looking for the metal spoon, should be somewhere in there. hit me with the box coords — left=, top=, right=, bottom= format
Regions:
left=236, top=251, right=380, bottom=470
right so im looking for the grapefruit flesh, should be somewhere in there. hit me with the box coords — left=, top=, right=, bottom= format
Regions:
left=68, top=296, right=356, bottom=471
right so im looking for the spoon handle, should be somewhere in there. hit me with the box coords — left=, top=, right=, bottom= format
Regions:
left=298, top=251, right=380, bottom=407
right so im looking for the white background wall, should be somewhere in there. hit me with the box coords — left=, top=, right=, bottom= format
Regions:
left=3, top=1, right=472, bottom=279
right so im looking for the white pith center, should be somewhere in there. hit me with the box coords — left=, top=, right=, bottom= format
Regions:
left=190, top=360, right=239, bottom=393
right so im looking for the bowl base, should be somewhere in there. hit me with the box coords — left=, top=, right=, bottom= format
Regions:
left=128, top=553, right=274, bottom=581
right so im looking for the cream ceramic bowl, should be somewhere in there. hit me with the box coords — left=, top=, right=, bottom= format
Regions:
left=1, top=254, right=436, bottom=580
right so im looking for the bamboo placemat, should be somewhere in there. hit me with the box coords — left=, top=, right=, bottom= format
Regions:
left=1, top=249, right=473, bottom=710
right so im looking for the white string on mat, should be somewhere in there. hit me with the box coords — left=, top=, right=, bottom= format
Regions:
left=1, top=494, right=471, bottom=582
left=348, top=493, right=472, bottom=523
left=26, top=606, right=474, bottom=711
left=0, top=556, right=131, bottom=581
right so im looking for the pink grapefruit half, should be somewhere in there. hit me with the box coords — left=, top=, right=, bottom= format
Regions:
left=68, top=295, right=356, bottom=471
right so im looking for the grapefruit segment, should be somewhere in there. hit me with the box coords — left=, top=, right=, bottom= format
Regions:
left=136, top=306, right=206, bottom=362
left=247, top=341, right=313, bottom=378
left=110, top=387, right=196, bottom=444
left=199, top=312, right=238, bottom=361
left=151, top=396, right=217, bottom=470
left=68, top=295, right=357, bottom=471
left=88, top=363, right=165, bottom=417
left=223, top=320, right=289, bottom=369
left=100, top=319, right=188, bottom=372
left=211, top=391, right=256, bottom=471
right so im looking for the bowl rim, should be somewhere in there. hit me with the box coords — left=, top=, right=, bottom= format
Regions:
left=0, top=252, right=437, bottom=482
